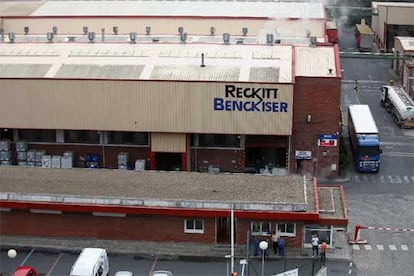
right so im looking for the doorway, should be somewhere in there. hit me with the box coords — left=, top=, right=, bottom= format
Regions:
left=155, top=152, right=182, bottom=171
left=217, top=217, right=231, bottom=243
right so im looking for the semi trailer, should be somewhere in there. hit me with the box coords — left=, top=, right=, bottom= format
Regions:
left=348, top=105, right=382, bottom=173
left=380, top=85, right=414, bottom=128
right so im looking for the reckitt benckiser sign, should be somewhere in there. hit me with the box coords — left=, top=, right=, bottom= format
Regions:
left=213, top=85, right=288, bottom=112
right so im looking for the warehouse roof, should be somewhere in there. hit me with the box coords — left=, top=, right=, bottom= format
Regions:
left=0, top=167, right=347, bottom=221
left=0, top=40, right=339, bottom=80
left=29, top=0, right=325, bottom=18
left=0, top=42, right=294, bottom=82
left=395, top=36, right=414, bottom=52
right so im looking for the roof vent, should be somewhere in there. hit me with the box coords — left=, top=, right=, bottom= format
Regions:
left=242, top=27, right=248, bottom=36
left=0, top=29, right=4, bottom=43
left=266, top=33, right=274, bottom=45
left=129, top=32, right=137, bottom=43
left=223, top=33, right=230, bottom=44
left=180, top=32, right=187, bottom=43
left=306, top=29, right=311, bottom=38
left=101, top=28, right=105, bottom=42
left=145, top=26, right=151, bottom=35
left=113, top=26, right=118, bottom=35
left=24, top=26, right=29, bottom=35
left=83, top=26, right=88, bottom=34
left=310, top=36, right=317, bottom=47
left=275, top=39, right=281, bottom=44
left=8, top=32, right=15, bottom=43
left=200, top=53, right=205, bottom=67
left=52, top=26, right=58, bottom=35
left=178, top=26, right=184, bottom=34
left=88, top=32, right=95, bottom=43
left=47, top=32, right=54, bottom=43
left=328, top=68, right=333, bottom=75
left=210, top=26, right=215, bottom=36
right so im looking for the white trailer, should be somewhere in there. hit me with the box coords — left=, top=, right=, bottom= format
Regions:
left=380, top=85, right=414, bottom=128
left=70, top=248, right=109, bottom=276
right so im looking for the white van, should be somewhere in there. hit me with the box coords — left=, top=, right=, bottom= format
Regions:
left=70, top=248, right=109, bottom=276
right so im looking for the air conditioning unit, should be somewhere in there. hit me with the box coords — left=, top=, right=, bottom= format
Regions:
left=52, top=26, right=58, bottom=35
left=223, top=33, right=230, bottom=44
left=129, top=32, right=136, bottom=43
left=242, top=27, right=248, bottom=36
left=47, top=32, right=54, bottom=42
left=210, top=26, right=215, bottom=36
left=178, top=26, right=184, bottom=34
left=113, top=26, right=118, bottom=35
left=8, top=32, right=15, bottom=43
left=24, top=26, right=29, bottom=35
left=266, top=33, right=274, bottom=45
left=88, top=32, right=95, bottom=43
left=145, top=26, right=151, bottom=35
left=83, top=26, right=88, bottom=34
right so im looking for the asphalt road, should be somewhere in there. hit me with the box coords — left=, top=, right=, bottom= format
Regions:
left=338, top=19, right=414, bottom=276
left=0, top=248, right=354, bottom=276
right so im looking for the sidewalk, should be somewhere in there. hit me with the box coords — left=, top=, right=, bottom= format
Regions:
left=0, top=230, right=352, bottom=262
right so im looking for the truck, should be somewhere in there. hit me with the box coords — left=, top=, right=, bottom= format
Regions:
left=70, top=248, right=109, bottom=276
left=355, top=23, right=373, bottom=51
left=348, top=105, right=382, bottom=172
left=380, top=85, right=414, bottom=128
left=326, top=21, right=338, bottom=44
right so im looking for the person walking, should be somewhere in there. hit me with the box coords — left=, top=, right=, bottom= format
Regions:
left=278, top=237, right=285, bottom=257
left=311, top=234, right=320, bottom=256
left=320, top=241, right=328, bottom=265
left=271, top=231, right=278, bottom=255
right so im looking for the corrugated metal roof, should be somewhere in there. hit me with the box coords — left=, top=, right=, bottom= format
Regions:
left=396, top=36, right=414, bottom=52
left=0, top=43, right=294, bottom=82
left=31, top=1, right=325, bottom=18
left=295, top=46, right=337, bottom=77
left=0, top=64, right=52, bottom=77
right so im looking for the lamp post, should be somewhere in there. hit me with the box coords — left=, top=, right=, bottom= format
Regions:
left=7, top=248, right=17, bottom=272
left=259, top=240, right=268, bottom=276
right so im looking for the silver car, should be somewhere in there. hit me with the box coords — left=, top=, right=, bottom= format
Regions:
left=114, top=271, right=134, bottom=276
left=152, top=270, right=173, bottom=276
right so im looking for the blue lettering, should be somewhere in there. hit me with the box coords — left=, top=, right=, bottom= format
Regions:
left=280, top=102, right=288, bottom=112
left=225, top=100, right=232, bottom=111
left=233, top=101, right=243, bottom=111
left=214, top=98, right=224, bottom=110
left=272, top=102, right=279, bottom=112
left=264, top=102, right=272, bottom=112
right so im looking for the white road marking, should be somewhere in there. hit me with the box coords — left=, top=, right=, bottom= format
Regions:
left=352, top=245, right=360, bottom=250
left=403, top=176, right=411, bottom=183
left=364, top=245, right=372, bottom=250
left=377, top=245, right=384, bottom=250
left=388, top=175, right=402, bottom=184
left=401, top=245, right=409, bottom=251
left=389, top=245, right=397, bottom=251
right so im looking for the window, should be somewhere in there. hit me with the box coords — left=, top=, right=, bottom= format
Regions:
left=18, top=129, right=56, bottom=142
left=277, top=223, right=296, bottom=236
left=251, top=221, right=271, bottom=235
left=197, top=134, right=240, bottom=148
left=108, top=131, right=148, bottom=145
left=64, top=130, right=99, bottom=144
left=304, top=225, right=333, bottom=247
left=184, top=219, right=204, bottom=233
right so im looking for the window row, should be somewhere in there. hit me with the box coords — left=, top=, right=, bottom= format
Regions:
left=251, top=221, right=296, bottom=237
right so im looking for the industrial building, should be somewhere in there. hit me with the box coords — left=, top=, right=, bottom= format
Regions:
left=0, top=0, right=347, bottom=251
left=371, top=1, right=414, bottom=51
left=393, top=36, right=414, bottom=99
left=0, top=0, right=341, bottom=177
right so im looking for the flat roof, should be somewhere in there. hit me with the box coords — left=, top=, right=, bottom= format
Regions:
left=295, top=46, right=338, bottom=77
left=0, top=166, right=314, bottom=212
left=372, top=1, right=414, bottom=8
left=355, top=24, right=373, bottom=35
left=0, top=42, right=294, bottom=82
left=395, top=36, right=414, bottom=52
left=29, top=1, right=325, bottom=18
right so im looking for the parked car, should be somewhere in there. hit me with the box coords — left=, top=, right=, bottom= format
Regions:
left=114, top=272, right=134, bottom=276
left=13, top=266, right=37, bottom=276
left=152, top=271, right=173, bottom=276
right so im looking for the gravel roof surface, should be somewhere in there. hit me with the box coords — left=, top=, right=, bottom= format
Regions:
left=318, top=186, right=346, bottom=219
left=0, top=166, right=309, bottom=205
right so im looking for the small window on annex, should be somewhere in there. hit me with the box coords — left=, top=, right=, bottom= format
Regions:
left=251, top=221, right=271, bottom=235
left=64, top=130, right=99, bottom=144
left=184, top=219, right=204, bottom=234
left=18, top=129, right=56, bottom=143
left=304, top=225, right=333, bottom=247
left=277, top=223, right=296, bottom=237
left=197, top=134, right=241, bottom=148
left=107, top=131, right=148, bottom=145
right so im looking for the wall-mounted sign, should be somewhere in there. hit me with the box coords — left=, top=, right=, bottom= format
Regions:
left=295, top=150, right=312, bottom=159
left=318, top=134, right=338, bottom=147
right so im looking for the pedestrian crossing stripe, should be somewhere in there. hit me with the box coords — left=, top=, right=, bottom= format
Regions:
left=353, top=244, right=411, bottom=251
left=353, top=175, right=414, bottom=184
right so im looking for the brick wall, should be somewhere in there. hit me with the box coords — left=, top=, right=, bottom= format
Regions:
left=192, top=148, right=245, bottom=173
left=292, top=77, right=341, bottom=177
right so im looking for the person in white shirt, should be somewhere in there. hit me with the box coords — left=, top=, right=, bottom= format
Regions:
left=311, top=234, right=320, bottom=256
